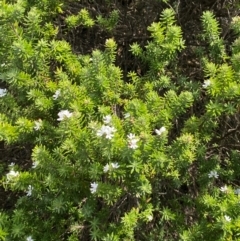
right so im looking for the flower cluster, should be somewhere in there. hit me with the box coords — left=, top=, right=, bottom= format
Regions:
left=127, top=133, right=139, bottom=149
left=103, top=115, right=112, bottom=124
left=0, top=88, right=7, bottom=97
left=103, top=162, right=120, bottom=173
left=26, top=185, right=33, bottom=196
left=6, top=170, right=19, bottom=182
left=155, top=126, right=166, bottom=136
left=90, top=182, right=98, bottom=194
left=97, top=115, right=116, bottom=140
left=208, top=170, right=218, bottom=179
left=97, top=125, right=116, bottom=139
left=32, top=161, right=39, bottom=169
left=57, top=110, right=73, bottom=121
left=224, top=215, right=231, bottom=222
left=26, top=236, right=34, bottom=241
left=53, top=89, right=61, bottom=100
left=220, top=185, right=228, bottom=193
left=202, top=80, right=211, bottom=88
left=147, top=215, right=153, bottom=221
left=34, top=119, right=42, bottom=131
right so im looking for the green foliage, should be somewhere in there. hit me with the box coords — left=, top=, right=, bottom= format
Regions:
left=66, top=9, right=95, bottom=28
left=1, top=1, right=240, bottom=241
left=131, top=8, right=184, bottom=75
left=201, top=11, right=227, bottom=62
left=97, top=10, right=119, bottom=32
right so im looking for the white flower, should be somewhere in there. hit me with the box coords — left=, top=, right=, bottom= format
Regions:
left=147, top=215, right=153, bottom=221
left=57, top=110, right=73, bottom=121
left=97, top=125, right=116, bottom=139
left=53, top=89, right=61, bottom=100
left=26, top=236, right=34, bottom=241
left=155, top=126, right=166, bottom=135
left=111, top=162, right=120, bottom=169
left=6, top=170, right=19, bottom=181
left=103, top=162, right=120, bottom=173
left=103, top=115, right=112, bottom=124
left=104, top=126, right=116, bottom=139
left=97, top=126, right=106, bottom=137
left=127, top=133, right=136, bottom=140
left=220, top=185, right=228, bottom=193
left=128, top=139, right=138, bottom=149
left=34, top=119, right=42, bottom=131
left=208, top=170, right=219, bottom=179
left=32, top=161, right=39, bottom=169
left=0, top=88, right=7, bottom=97
left=103, top=163, right=110, bottom=173
left=124, top=113, right=130, bottom=119
left=26, top=185, right=33, bottom=196
left=9, top=162, right=15, bottom=167
left=234, top=188, right=240, bottom=195
left=105, top=126, right=116, bottom=139
left=203, top=80, right=211, bottom=88
left=127, top=133, right=139, bottom=149
left=90, top=182, right=98, bottom=194
left=224, top=215, right=231, bottom=222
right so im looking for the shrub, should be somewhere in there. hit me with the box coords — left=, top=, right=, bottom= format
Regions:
left=1, top=0, right=240, bottom=240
